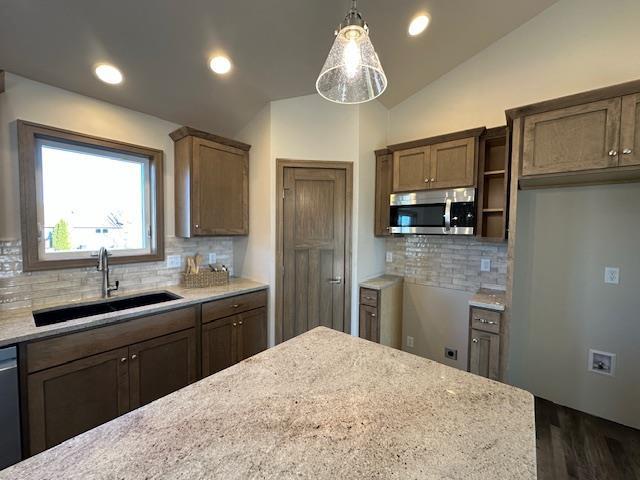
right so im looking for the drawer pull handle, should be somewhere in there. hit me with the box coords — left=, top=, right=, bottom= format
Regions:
left=232, top=304, right=240, bottom=308
left=364, top=296, right=375, bottom=300
left=370, top=313, right=376, bottom=318
left=478, top=318, right=497, bottom=325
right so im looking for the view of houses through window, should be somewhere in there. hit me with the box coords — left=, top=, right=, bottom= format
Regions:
left=38, top=139, right=151, bottom=257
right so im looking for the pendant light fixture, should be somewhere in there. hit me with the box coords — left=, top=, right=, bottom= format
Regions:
left=316, top=0, right=387, bottom=104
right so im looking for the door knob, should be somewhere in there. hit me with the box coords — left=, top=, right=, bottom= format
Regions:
left=328, top=276, right=342, bottom=284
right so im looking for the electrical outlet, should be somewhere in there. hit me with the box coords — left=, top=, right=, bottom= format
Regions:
left=480, top=258, right=491, bottom=272
left=209, top=252, right=217, bottom=264
left=444, top=347, right=458, bottom=361
left=604, top=267, right=620, bottom=285
left=386, top=251, right=393, bottom=263
left=406, top=336, right=414, bottom=348
left=166, top=255, right=181, bottom=269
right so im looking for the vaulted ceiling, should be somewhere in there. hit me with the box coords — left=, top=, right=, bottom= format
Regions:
left=0, top=0, right=557, bottom=136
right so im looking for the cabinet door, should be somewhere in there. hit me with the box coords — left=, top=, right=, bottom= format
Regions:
left=469, top=330, right=500, bottom=380
left=374, top=153, right=393, bottom=236
left=620, top=93, right=640, bottom=166
left=202, top=316, right=238, bottom=377
left=238, top=307, right=268, bottom=361
left=359, top=304, right=379, bottom=343
left=27, top=347, right=129, bottom=455
left=522, top=98, right=621, bottom=176
left=430, top=137, right=476, bottom=189
left=192, top=137, right=249, bottom=235
left=128, top=328, right=197, bottom=409
left=392, top=146, right=430, bottom=192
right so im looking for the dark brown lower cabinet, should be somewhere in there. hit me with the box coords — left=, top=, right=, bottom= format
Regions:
left=27, top=347, right=130, bottom=454
left=359, top=305, right=379, bottom=343
left=129, top=329, right=197, bottom=409
left=468, top=329, right=500, bottom=380
left=202, top=307, right=267, bottom=377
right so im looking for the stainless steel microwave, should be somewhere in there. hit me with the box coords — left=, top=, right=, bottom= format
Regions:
left=389, top=188, right=475, bottom=235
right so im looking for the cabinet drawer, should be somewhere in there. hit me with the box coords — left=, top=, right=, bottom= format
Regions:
left=202, top=290, right=267, bottom=324
left=27, top=306, right=197, bottom=374
left=470, top=308, right=501, bottom=334
left=359, top=288, right=378, bottom=307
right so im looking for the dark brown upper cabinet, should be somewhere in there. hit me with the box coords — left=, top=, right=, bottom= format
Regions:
left=389, top=127, right=483, bottom=194
left=507, top=79, right=640, bottom=189
left=374, top=149, right=393, bottom=236
left=171, top=126, right=250, bottom=237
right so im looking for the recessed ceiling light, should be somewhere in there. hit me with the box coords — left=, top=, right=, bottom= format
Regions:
left=408, top=14, right=430, bottom=36
left=94, top=64, right=123, bottom=85
left=209, top=56, right=232, bottom=75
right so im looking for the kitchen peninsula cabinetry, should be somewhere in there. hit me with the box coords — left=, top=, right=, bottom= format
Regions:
left=171, top=126, right=250, bottom=237
left=468, top=307, right=501, bottom=380
left=508, top=79, right=640, bottom=188
left=358, top=276, right=403, bottom=349
left=25, top=306, right=198, bottom=455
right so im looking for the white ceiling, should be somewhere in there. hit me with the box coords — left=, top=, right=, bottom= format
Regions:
left=0, top=0, right=557, bottom=136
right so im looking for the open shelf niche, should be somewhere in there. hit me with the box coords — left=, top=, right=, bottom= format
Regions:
left=477, top=126, right=510, bottom=240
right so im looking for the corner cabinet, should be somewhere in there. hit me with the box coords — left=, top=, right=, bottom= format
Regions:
left=171, top=126, right=250, bottom=237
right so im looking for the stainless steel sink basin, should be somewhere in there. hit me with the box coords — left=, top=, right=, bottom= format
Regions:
left=33, top=291, right=183, bottom=327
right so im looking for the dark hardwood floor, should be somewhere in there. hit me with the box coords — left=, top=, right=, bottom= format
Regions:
left=536, top=397, right=640, bottom=480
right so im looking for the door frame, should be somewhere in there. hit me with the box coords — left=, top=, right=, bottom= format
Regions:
left=275, top=159, right=353, bottom=344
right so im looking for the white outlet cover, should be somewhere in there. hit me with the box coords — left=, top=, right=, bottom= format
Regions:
left=588, top=349, right=616, bottom=376
left=166, top=255, right=181, bottom=269
left=209, top=252, right=217, bottom=264
left=604, top=267, right=620, bottom=285
left=406, top=336, right=414, bottom=348
left=386, top=251, right=393, bottom=263
left=480, top=258, right=491, bottom=272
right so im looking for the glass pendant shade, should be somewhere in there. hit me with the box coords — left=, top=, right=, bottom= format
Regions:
left=316, top=25, right=387, bottom=104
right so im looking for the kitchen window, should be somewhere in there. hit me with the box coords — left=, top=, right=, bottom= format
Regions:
left=18, top=121, right=164, bottom=271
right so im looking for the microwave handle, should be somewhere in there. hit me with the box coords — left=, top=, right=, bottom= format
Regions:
left=444, top=198, right=452, bottom=230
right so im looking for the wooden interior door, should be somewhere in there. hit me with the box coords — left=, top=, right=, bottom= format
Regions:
left=202, top=316, right=237, bottom=377
left=238, top=307, right=268, bottom=361
left=522, top=98, right=621, bottom=176
left=27, top=347, right=130, bottom=454
left=282, top=167, right=347, bottom=341
left=374, top=152, right=393, bottom=236
left=392, top=147, right=430, bottom=192
left=430, top=137, right=476, bottom=189
left=128, top=328, right=197, bottom=409
left=620, top=93, right=640, bottom=166
left=192, top=137, right=249, bottom=235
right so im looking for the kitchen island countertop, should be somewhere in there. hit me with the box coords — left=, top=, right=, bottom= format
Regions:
left=1, top=327, right=536, bottom=479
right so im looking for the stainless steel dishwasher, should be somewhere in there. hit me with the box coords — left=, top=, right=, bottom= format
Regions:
left=0, top=346, right=21, bottom=469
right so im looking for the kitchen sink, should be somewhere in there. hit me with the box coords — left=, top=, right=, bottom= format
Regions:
left=33, top=291, right=183, bottom=327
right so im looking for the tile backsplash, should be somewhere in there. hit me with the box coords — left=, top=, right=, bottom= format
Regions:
left=0, top=237, right=234, bottom=311
left=385, top=236, right=507, bottom=292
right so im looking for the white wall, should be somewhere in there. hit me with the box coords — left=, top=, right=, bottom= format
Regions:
left=388, top=0, right=640, bottom=144
left=385, top=0, right=640, bottom=427
left=0, top=73, right=180, bottom=240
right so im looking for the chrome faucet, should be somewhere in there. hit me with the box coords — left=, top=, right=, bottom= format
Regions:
left=96, top=247, right=119, bottom=298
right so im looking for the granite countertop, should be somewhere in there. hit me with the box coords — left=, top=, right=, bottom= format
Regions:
left=0, top=278, right=268, bottom=347
left=359, top=274, right=403, bottom=290
left=469, top=288, right=507, bottom=311
left=1, top=327, right=536, bottom=479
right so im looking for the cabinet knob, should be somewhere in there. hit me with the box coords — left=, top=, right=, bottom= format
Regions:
left=370, top=313, right=376, bottom=318
left=608, top=150, right=618, bottom=157
left=472, top=338, right=479, bottom=344
left=431, top=178, right=435, bottom=182
left=239, top=320, right=243, bottom=325
left=623, top=148, right=633, bottom=155
left=195, top=224, right=199, bottom=229
left=131, top=354, right=137, bottom=360
left=233, top=322, right=237, bottom=327
left=120, top=357, right=127, bottom=363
